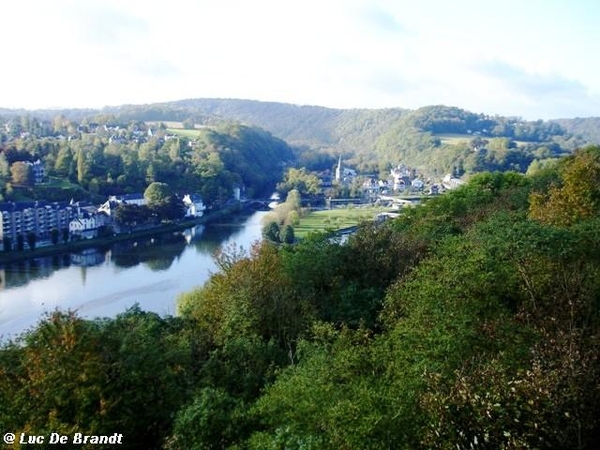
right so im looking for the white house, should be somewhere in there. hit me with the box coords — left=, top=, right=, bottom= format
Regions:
left=182, top=194, right=206, bottom=217
left=411, top=179, right=425, bottom=191
left=98, top=193, right=146, bottom=216
left=69, top=212, right=108, bottom=239
left=442, top=174, right=465, bottom=190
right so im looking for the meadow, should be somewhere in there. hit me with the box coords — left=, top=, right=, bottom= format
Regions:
left=294, top=206, right=389, bottom=238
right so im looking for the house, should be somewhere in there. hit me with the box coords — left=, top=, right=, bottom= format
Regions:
left=68, top=200, right=109, bottom=239
left=69, top=212, right=107, bottom=239
left=182, top=194, right=206, bottom=217
left=391, top=165, right=412, bottom=191
left=442, top=174, right=465, bottom=190
left=411, top=179, right=425, bottom=191
left=98, top=193, right=146, bottom=216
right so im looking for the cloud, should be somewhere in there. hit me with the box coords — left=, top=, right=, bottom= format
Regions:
left=358, top=4, right=405, bottom=35
left=363, top=69, right=412, bottom=96
left=66, top=2, right=149, bottom=47
left=475, top=60, right=588, bottom=98
left=129, top=60, right=181, bottom=79
left=468, top=60, right=599, bottom=119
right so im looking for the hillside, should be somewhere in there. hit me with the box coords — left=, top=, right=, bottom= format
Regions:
left=103, top=100, right=598, bottom=175
left=3, top=99, right=599, bottom=177
left=552, top=117, right=600, bottom=145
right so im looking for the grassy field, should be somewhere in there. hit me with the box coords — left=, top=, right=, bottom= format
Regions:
left=167, top=128, right=205, bottom=138
left=435, top=133, right=529, bottom=148
left=435, top=133, right=473, bottom=145
left=294, top=206, right=389, bottom=238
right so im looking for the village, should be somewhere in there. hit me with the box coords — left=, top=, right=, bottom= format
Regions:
left=0, top=151, right=467, bottom=253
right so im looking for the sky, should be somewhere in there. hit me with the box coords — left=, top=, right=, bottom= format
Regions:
left=1, top=0, right=599, bottom=119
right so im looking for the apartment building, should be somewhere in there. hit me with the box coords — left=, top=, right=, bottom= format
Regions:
left=0, top=201, right=75, bottom=246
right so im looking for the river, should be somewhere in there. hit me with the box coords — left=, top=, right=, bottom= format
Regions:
left=0, top=210, right=267, bottom=341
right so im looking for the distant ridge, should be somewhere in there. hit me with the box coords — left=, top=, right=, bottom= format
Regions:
left=2, top=98, right=599, bottom=175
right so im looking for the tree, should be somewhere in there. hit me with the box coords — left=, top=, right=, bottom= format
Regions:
left=285, top=189, right=301, bottom=210
left=182, top=118, right=195, bottom=130
left=50, top=228, right=60, bottom=245
left=26, top=232, right=37, bottom=251
left=10, top=161, right=33, bottom=185
left=54, top=145, right=73, bottom=178
left=0, top=152, right=9, bottom=185
left=76, top=147, right=86, bottom=183
left=277, top=168, right=321, bottom=196
left=281, top=225, right=295, bottom=244
left=144, top=181, right=172, bottom=207
left=61, top=228, right=69, bottom=243
left=169, top=388, right=247, bottom=449
left=529, top=146, right=600, bottom=227
left=113, top=204, right=150, bottom=226
left=262, top=221, right=281, bottom=243
left=16, top=233, right=24, bottom=251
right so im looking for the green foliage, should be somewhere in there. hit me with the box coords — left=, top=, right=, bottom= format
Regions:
left=529, top=146, right=600, bottom=226
left=262, top=189, right=304, bottom=243
left=1, top=118, right=291, bottom=205
left=113, top=203, right=151, bottom=226
left=0, top=308, right=194, bottom=449
left=144, top=181, right=172, bottom=206
left=251, top=325, right=405, bottom=450
left=281, top=224, right=295, bottom=244
left=3, top=149, right=600, bottom=449
left=262, top=221, right=281, bottom=243
left=277, top=168, right=322, bottom=196
left=168, top=387, right=250, bottom=450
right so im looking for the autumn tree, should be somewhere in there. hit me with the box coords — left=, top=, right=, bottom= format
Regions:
left=10, top=161, right=33, bottom=185
left=529, top=146, right=600, bottom=226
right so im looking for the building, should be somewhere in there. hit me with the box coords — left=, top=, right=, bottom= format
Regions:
left=442, top=174, right=465, bottom=190
left=98, top=193, right=146, bottom=216
left=391, top=165, right=411, bottom=191
left=10, top=159, right=46, bottom=184
left=28, top=160, right=46, bottom=184
left=182, top=194, right=206, bottom=217
left=68, top=210, right=109, bottom=239
left=0, top=201, right=75, bottom=248
left=335, top=156, right=357, bottom=182
left=411, top=179, right=425, bottom=191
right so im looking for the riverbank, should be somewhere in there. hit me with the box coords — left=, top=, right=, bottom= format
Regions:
left=0, top=204, right=243, bottom=265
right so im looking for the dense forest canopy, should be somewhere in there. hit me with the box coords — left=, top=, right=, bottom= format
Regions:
left=2, top=146, right=599, bottom=449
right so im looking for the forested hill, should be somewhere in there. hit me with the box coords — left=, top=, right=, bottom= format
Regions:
left=103, top=100, right=599, bottom=175
left=552, top=117, right=600, bottom=145
left=3, top=99, right=599, bottom=176
left=104, top=99, right=411, bottom=149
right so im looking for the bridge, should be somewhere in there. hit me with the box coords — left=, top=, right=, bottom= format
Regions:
left=241, top=199, right=276, bottom=210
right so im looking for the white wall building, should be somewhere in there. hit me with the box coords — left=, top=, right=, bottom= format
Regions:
left=182, top=194, right=206, bottom=217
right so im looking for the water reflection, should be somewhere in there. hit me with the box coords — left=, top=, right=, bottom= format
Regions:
left=0, top=210, right=266, bottom=340
left=110, top=233, right=187, bottom=271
